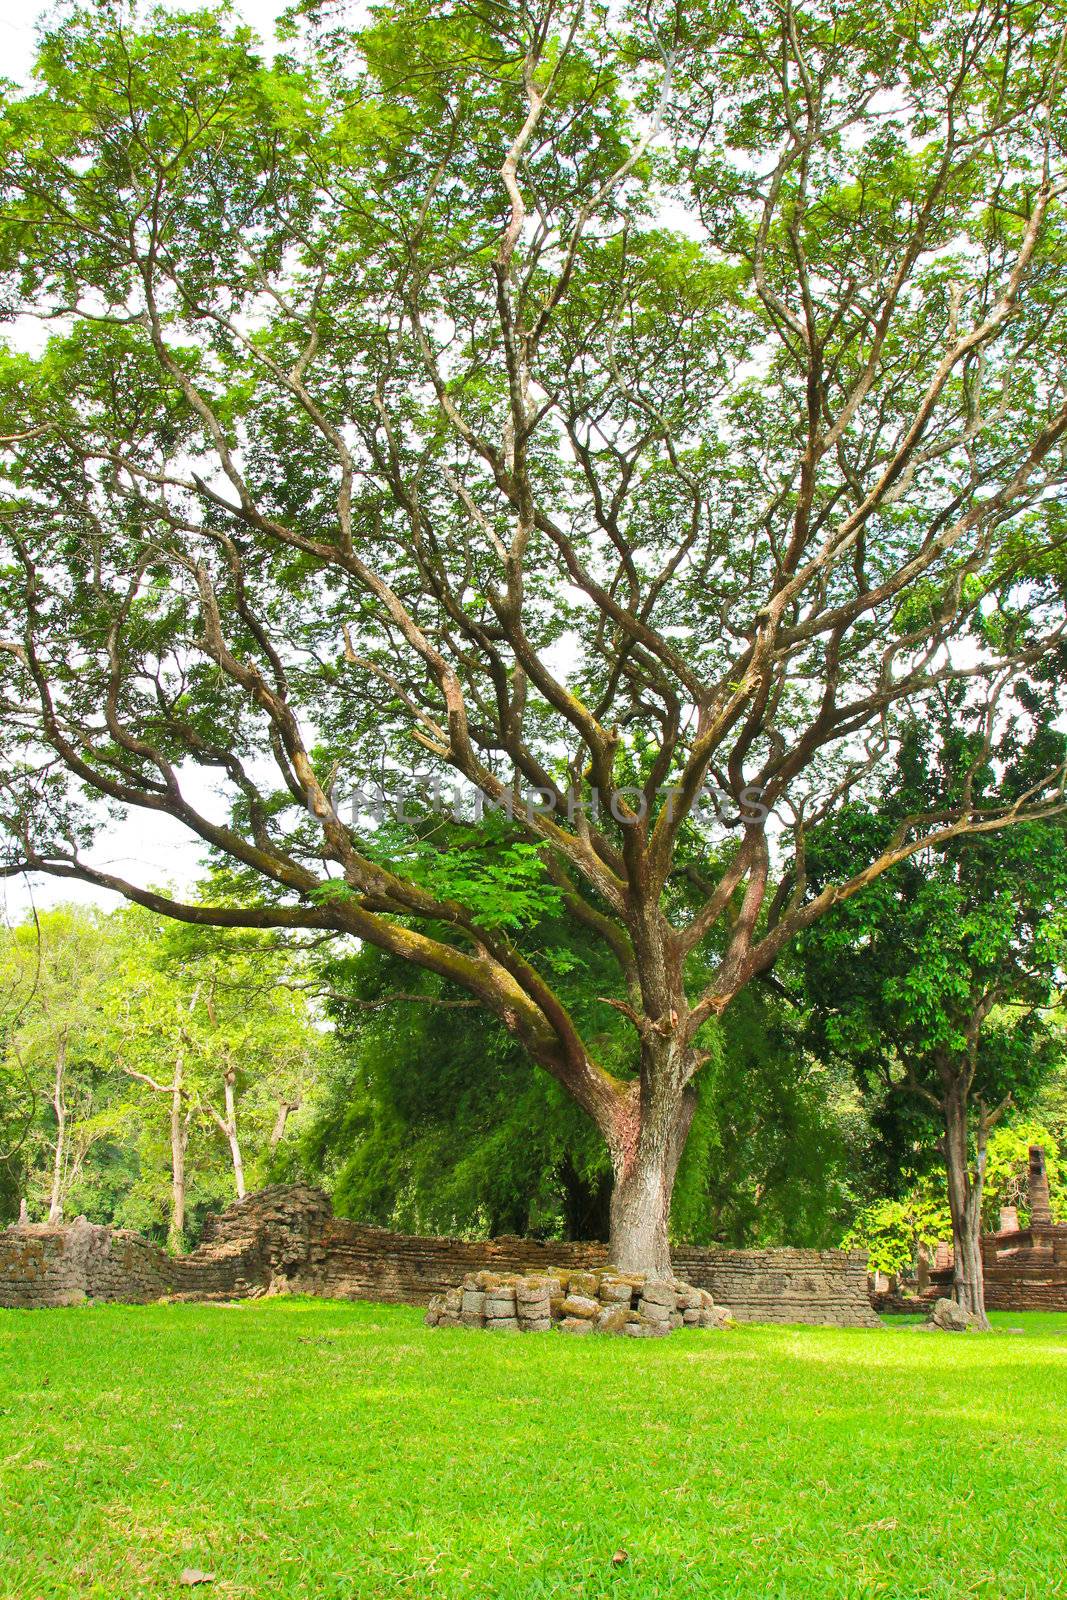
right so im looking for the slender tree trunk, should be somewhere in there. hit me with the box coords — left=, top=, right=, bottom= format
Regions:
left=169, top=1053, right=188, bottom=1254
left=607, top=1032, right=696, bottom=1277
left=47, top=1035, right=68, bottom=1224
left=222, top=1069, right=246, bottom=1201
left=269, top=1095, right=301, bottom=1152
left=942, top=1089, right=989, bottom=1328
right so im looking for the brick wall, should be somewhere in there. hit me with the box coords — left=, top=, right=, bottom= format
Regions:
left=0, top=1185, right=878, bottom=1326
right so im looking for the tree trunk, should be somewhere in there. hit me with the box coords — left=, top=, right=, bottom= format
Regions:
left=168, top=1053, right=188, bottom=1254
left=223, top=1070, right=246, bottom=1201
left=608, top=1144, right=675, bottom=1276
left=606, top=1037, right=696, bottom=1277
left=942, top=1090, right=989, bottom=1328
left=47, top=1036, right=68, bottom=1224
left=269, top=1095, right=301, bottom=1152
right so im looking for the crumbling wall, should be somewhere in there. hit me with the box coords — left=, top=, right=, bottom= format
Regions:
left=0, top=1186, right=878, bottom=1325
left=674, top=1245, right=878, bottom=1326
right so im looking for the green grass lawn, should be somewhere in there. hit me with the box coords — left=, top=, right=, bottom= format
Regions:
left=1, top=1301, right=1064, bottom=1599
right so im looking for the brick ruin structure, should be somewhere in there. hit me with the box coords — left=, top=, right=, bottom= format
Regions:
left=0, top=1184, right=879, bottom=1325
left=920, top=1146, right=1067, bottom=1312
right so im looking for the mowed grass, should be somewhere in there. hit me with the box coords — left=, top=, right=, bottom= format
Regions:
left=1, top=1301, right=1065, bottom=1599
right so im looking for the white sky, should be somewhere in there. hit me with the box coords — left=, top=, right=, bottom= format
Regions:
left=1, top=0, right=310, bottom=926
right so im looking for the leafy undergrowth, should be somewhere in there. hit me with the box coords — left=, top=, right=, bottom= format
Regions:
left=1, top=1301, right=1064, bottom=1598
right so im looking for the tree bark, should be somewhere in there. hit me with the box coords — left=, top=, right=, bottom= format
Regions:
left=942, top=1089, right=989, bottom=1328
left=606, top=1034, right=696, bottom=1277
left=47, top=1035, right=68, bottom=1224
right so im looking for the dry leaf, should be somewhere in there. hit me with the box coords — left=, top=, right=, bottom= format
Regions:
left=178, top=1569, right=215, bottom=1587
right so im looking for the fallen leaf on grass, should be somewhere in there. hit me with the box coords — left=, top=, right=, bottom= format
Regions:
left=178, top=1569, right=215, bottom=1586
left=611, top=1550, right=629, bottom=1567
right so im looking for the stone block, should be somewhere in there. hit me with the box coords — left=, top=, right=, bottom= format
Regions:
left=639, top=1279, right=677, bottom=1307
left=623, top=1315, right=670, bottom=1339
left=637, top=1297, right=671, bottom=1323
left=569, top=1271, right=600, bottom=1298
left=484, top=1316, right=520, bottom=1332
left=597, top=1276, right=635, bottom=1304
left=474, top=1270, right=519, bottom=1291
left=596, top=1307, right=636, bottom=1335
left=485, top=1290, right=517, bottom=1317
left=700, top=1305, right=734, bottom=1330
left=559, top=1316, right=594, bottom=1335
left=461, top=1289, right=486, bottom=1315
left=560, top=1294, right=600, bottom=1320
left=515, top=1275, right=556, bottom=1304
left=928, top=1297, right=981, bottom=1332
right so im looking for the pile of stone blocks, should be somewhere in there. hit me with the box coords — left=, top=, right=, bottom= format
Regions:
left=424, top=1266, right=732, bottom=1338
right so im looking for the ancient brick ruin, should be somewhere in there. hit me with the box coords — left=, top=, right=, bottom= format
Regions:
left=926, top=1146, right=1067, bottom=1312
left=871, top=1146, right=1067, bottom=1313
left=0, top=1184, right=879, bottom=1325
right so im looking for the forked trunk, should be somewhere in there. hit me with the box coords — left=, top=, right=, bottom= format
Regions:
left=269, top=1095, right=301, bottom=1152
left=943, top=1090, right=989, bottom=1329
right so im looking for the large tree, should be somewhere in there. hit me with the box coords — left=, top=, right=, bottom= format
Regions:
left=2, top=1, right=1067, bottom=1273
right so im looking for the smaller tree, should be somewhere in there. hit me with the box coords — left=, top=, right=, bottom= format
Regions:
left=800, top=723, right=1067, bottom=1325
left=0, top=907, right=119, bottom=1222
left=109, top=910, right=319, bottom=1246
left=841, top=1183, right=952, bottom=1282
